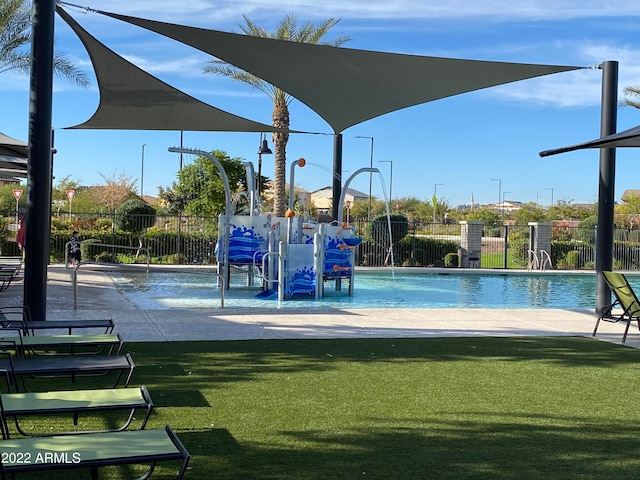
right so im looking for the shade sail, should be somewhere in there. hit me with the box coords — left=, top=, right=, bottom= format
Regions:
left=57, top=7, right=287, bottom=133
left=0, top=132, right=28, bottom=158
left=97, top=9, right=584, bottom=133
left=540, top=124, right=640, bottom=157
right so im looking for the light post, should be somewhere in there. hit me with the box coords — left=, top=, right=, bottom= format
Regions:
left=379, top=160, right=393, bottom=205
left=433, top=183, right=443, bottom=223
left=257, top=133, right=272, bottom=199
left=546, top=187, right=554, bottom=207
left=140, top=144, right=146, bottom=197
left=355, top=135, right=374, bottom=220
left=491, top=178, right=502, bottom=211
left=345, top=200, right=351, bottom=224
left=502, top=191, right=510, bottom=213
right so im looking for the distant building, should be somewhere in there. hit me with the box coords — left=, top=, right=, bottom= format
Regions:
left=621, top=190, right=640, bottom=203
left=310, top=186, right=368, bottom=215
left=488, top=200, right=523, bottom=213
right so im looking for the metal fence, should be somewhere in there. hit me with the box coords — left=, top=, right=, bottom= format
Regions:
left=8, top=210, right=640, bottom=270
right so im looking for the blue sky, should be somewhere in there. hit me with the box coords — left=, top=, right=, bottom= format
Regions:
left=2, top=0, right=640, bottom=208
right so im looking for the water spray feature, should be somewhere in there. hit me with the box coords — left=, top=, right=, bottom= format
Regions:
left=169, top=146, right=384, bottom=305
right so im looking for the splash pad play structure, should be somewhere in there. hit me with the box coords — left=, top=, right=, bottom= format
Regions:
left=169, top=147, right=388, bottom=301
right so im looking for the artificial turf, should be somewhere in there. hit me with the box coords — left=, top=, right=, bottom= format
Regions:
left=7, top=336, right=640, bottom=479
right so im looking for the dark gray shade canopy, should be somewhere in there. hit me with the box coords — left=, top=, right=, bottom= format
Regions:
left=57, top=7, right=286, bottom=133
left=540, top=124, right=640, bottom=157
left=0, top=132, right=28, bottom=158
left=0, top=132, right=28, bottom=177
left=98, top=9, right=583, bottom=133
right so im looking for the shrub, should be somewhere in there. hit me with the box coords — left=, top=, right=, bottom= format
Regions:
left=95, top=251, right=118, bottom=263
left=444, top=252, right=459, bottom=267
left=370, top=214, right=409, bottom=246
left=565, top=250, right=581, bottom=269
left=114, top=199, right=156, bottom=234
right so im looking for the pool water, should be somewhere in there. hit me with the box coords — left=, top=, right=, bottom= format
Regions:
left=109, top=270, right=623, bottom=310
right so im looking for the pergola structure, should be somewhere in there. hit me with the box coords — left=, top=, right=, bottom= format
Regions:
left=24, top=2, right=599, bottom=319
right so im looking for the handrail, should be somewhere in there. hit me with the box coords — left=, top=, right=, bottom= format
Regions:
left=71, top=262, right=225, bottom=310
left=65, top=241, right=151, bottom=270
left=527, top=249, right=539, bottom=271
left=539, top=250, right=552, bottom=270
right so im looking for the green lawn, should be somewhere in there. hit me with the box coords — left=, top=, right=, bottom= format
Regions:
left=8, top=336, right=640, bottom=479
left=481, top=252, right=526, bottom=268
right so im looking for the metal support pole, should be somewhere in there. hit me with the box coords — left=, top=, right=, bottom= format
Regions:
left=332, top=134, right=343, bottom=221
left=24, top=0, right=55, bottom=321
left=595, top=61, right=618, bottom=314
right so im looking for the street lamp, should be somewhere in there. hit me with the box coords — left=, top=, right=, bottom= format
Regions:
left=502, top=191, right=510, bottom=213
left=140, top=144, right=146, bottom=197
left=433, top=183, right=443, bottom=223
left=355, top=135, right=374, bottom=220
left=546, top=187, right=554, bottom=207
left=491, top=178, right=502, bottom=210
left=257, top=133, right=272, bottom=199
left=379, top=160, right=393, bottom=205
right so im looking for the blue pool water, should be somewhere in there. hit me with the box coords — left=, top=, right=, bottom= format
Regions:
left=109, top=270, right=628, bottom=310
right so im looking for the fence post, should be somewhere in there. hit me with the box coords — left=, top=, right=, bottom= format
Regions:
left=528, top=222, right=552, bottom=269
left=503, top=225, right=509, bottom=269
left=460, top=221, right=483, bottom=268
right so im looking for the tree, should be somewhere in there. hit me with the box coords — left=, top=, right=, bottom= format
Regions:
left=204, top=14, right=350, bottom=217
left=545, top=200, right=592, bottom=222
left=159, top=150, right=247, bottom=217
left=91, top=172, right=137, bottom=212
left=0, top=0, right=90, bottom=86
left=513, top=202, right=547, bottom=225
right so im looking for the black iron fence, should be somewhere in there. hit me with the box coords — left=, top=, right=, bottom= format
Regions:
left=5, top=210, right=640, bottom=270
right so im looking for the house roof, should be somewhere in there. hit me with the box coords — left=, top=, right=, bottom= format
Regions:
left=622, top=190, right=640, bottom=202
left=312, top=186, right=368, bottom=198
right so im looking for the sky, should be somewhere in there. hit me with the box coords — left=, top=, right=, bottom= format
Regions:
left=2, top=0, right=640, bottom=208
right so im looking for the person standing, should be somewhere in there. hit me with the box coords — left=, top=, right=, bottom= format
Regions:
left=69, top=230, right=82, bottom=266
left=15, top=208, right=26, bottom=253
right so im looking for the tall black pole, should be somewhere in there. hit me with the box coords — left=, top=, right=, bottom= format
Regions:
left=332, top=134, right=343, bottom=221
left=595, top=60, right=618, bottom=314
left=24, top=0, right=55, bottom=320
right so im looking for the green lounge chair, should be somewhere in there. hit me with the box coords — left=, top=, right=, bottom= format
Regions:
left=0, top=425, right=190, bottom=480
left=0, top=385, right=153, bottom=437
left=0, top=265, right=20, bottom=292
left=593, top=271, right=640, bottom=343
left=0, top=343, right=135, bottom=392
left=0, top=330, right=123, bottom=357
left=0, top=306, right=115, bottom=335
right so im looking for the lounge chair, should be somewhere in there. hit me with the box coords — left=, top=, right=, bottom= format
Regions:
left=0, top=385, right=153, bottom=437
left=0, top=265, right=20, bottom=292
left=0, top=425, right=190, bottom=480
left=593, top=271, right=640, bottom=343
left=0, top=306, right=115, bottom=334
left=0, top=328, right=123, bottom=356
left=0, top=342, right=136, bottom=392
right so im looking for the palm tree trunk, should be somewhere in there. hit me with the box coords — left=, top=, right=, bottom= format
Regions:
left=272, top=99, right=290, bottom=217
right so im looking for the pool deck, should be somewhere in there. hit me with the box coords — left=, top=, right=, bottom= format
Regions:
left=2, top=264, right=639, bottom=349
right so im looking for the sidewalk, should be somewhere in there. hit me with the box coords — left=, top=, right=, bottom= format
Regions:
left=1, top=265, right=637, bottom=348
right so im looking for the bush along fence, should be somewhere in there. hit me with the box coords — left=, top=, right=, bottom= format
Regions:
left=3, top=211, right=640, bottom=270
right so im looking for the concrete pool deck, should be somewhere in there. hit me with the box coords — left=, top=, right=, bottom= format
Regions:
left=2, top=265, right=639, bottom=349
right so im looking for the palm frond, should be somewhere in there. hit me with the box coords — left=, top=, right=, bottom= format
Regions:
left=204, top=61, right=274, bottom=100
left=622, top=85, right=640, bottom=110
left=0, top=0, right=91, bottom=87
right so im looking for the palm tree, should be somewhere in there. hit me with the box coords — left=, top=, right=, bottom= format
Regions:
left=0, top=0, right=90, bottom=86
left=204, top=14, right=350, bottom=217
left=622, top=85, right=640, bottom=109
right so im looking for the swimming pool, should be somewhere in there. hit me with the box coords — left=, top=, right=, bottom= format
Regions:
left=109, top=269, right=628, bottom=310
